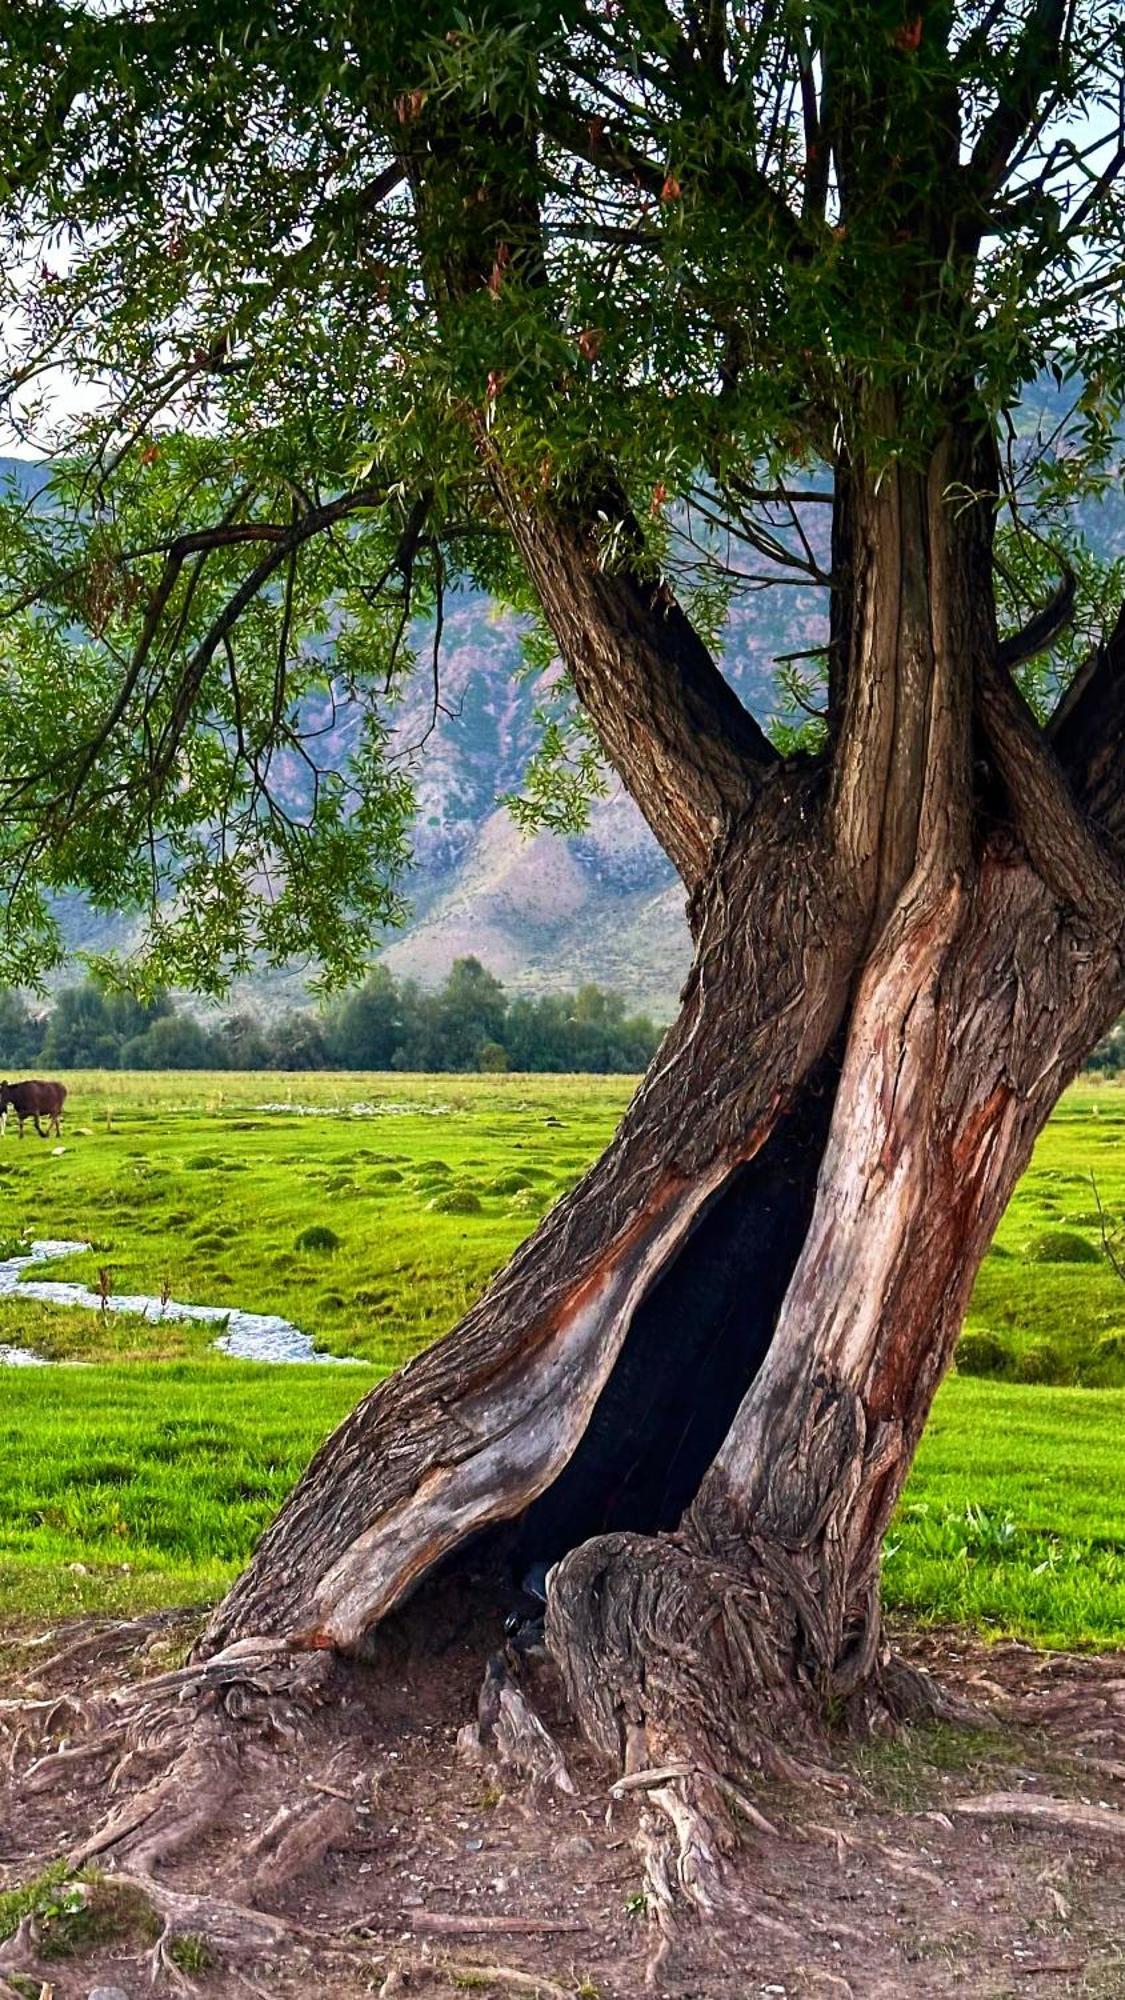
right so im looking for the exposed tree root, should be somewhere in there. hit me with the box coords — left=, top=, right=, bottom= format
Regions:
left=952, top=1792, right=1125, bottom=1844
left=377, top=1957, right=571, bottom=1999
left=457, top=1652, right=577, bottom=1797
left=244, top=1787, right=358, bottom=1897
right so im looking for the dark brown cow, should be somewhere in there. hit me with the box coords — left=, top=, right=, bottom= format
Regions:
left=0, top=1079, right=67, bottom=1139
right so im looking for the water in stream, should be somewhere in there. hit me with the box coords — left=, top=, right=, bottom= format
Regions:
left=0, top=1239, right=354, bottom=1365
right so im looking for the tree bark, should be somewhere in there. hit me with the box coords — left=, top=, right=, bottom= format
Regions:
left=201, top=428, right=1125, bottom=1889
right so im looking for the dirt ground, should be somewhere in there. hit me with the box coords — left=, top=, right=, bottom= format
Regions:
left=1, top=1604, right=1124, bottom=2000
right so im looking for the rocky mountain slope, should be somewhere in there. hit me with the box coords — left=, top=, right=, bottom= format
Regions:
left=4, top=440, right=1122, bottom=1019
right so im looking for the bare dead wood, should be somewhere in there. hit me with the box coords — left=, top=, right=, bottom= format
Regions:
left=396, top=1912, right=588, bottom=1936
left=953, top=1793, right=1125, bottom=1844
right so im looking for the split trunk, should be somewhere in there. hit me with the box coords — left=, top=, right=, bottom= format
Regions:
left=201, top=428, right=1125, bottom=1808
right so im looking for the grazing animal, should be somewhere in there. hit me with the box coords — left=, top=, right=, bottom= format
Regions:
left=0, top=1078, right=67, bottom=1139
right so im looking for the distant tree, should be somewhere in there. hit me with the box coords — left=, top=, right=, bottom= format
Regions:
left=41, top=985, right=121, bottom=1069
left=265, top=1012, right=330, bottom=1071
left=324, top=966, right=406, bottom=1070
left=217, top=1011, right=272, bottom=1070
left=120, top=1012, right=224, bottom=1069
left=435, top=957, right=507, bottom=1069
left=0, top=990, right=46, bottom=1066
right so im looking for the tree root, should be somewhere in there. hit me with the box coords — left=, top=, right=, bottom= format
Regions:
left=457, top=1653, right=577, bottom=1797
left=377, top=1956, right=571, bottom=1999
left=953, top=1792, right=1125, bottom=1844
left=244, top=1787, right=358, bottom=1897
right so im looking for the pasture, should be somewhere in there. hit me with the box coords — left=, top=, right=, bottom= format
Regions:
left=0, top=1068, right=1123, bottom=1647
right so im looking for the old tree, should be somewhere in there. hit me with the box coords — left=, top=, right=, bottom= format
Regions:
left=2, top=0, right=1125, bottom=1909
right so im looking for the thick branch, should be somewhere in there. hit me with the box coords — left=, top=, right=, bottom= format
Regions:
left=493, top=484, right=778, bottom=889
left=1050, top=602, right=1125, bottom=848
left=976, top=650, right=1125, bottom=925
left=964, top=0, right=1070, bottom=203
left=997, top=566, right=1075, bottom=671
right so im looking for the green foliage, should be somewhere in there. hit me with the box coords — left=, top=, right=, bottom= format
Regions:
left=168, top=1933, right=217, bottom=1976
left=0, top=5, right=1121, bottom=982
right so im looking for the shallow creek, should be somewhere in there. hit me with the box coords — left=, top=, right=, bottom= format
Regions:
left=0, top=1239, right=354, bottom=1366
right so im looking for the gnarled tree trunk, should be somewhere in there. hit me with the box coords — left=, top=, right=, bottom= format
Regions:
left=198, top=421, right=1124, bottom=1904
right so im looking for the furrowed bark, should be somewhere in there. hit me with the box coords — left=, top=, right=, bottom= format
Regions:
left=201, top=771, right=862, bottom=1657
left=548, top=846, right=1125, bottom=1800
left=1051, top=601, right=1125, bottom=849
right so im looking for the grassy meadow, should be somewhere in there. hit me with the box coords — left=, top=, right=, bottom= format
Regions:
left=0, top=1068, right=1123, bottom=1646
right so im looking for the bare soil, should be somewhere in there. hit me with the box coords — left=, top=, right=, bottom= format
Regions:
left=1, top=1604, right=1123, bottom=2000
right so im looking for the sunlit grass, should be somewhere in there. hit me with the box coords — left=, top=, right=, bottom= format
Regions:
left=0, top=1068, right=1122, bottom=1643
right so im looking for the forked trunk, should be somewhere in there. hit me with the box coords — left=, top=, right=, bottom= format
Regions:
left=202, top=432, right=1124, bottom=1849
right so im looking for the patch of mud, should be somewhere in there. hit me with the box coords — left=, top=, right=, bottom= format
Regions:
left=0, top=1617, right=1123, bottom=1998
left=0, top=1239, right=359, bottom=1366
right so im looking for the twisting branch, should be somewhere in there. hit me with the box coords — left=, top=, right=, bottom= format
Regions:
left=965, top=0, right=1072, bottom=204
left=996, top=567, right=1076, bottom=672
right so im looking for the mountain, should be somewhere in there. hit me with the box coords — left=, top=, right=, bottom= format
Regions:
left=5, top=440, right=1123, bottom=1020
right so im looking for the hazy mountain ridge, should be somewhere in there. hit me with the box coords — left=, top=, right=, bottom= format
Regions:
left=4, top=449, right=1122, bottom=1019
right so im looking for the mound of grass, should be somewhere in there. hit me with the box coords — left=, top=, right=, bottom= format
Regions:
left=427, top=1188, right=483, bottom=1215
left=370, top=1167, right=405, bottom=1184
left=486, top=1171, right=535, bottom=1195
left=1014, top=1341, right=1067, bottom=1385
left=294, top=1224, right=341, bottom=1253
left=1022, top=1230, right=1101, bottom=1264
left=0, top=1867, right=158, bottom=1961
left=956, top=1330, right=1011, bottom=1378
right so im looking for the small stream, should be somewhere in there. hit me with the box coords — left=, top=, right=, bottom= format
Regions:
left=0, top=1239, right=355, bottom=1366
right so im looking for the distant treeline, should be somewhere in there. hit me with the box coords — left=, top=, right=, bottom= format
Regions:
left=1087, top=1020, right=1125, bottom=1076
left=0, top=958, right=663, bottom=1075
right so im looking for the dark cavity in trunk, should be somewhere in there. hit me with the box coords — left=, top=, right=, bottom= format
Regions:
left=509, top=1051, right=841, bottom=1589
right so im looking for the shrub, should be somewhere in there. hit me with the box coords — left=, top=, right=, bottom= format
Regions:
left=427, top=1189, right=483, bottom=1215
left=294, top=1224, right=341, bottom=1253
left=1095, top=1328, right=1125, bottom=1362
left=956, top=1330, right=1012, bottom=1378
left=1022, top=1230, right=1101, bottom=1264
left=1014, top=1342, right=1067, bottom=1385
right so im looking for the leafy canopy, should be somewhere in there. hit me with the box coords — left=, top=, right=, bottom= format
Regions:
left=0, top=0, right=1122, bottom=986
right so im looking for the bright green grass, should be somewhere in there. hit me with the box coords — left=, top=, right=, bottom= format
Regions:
left=0, top=1069, right=628, bottom=1368
left=0, top=1068, right=1122, bottom=1645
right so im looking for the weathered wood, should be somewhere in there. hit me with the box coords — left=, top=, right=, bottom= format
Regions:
left=201, top=775, right=862, bottom=1656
